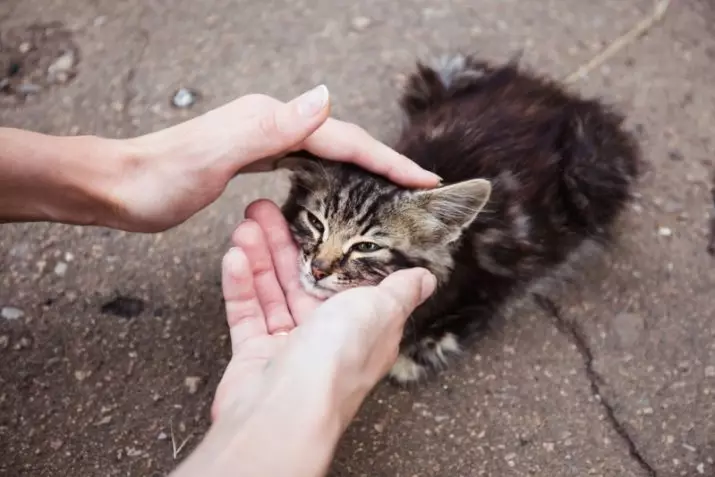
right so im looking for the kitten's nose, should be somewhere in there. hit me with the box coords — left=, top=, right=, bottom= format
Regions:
left=310, top=259, right=330, bottom=281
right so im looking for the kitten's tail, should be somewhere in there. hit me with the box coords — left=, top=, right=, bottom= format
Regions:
left=399, top=53, right=498, bottom=118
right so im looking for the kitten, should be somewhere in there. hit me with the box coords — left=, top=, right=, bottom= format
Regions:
left=280, top=53, right=641, bottom=384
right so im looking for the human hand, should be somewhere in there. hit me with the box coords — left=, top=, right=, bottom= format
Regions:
left=105, top=85, right=440, bottom=232
left=211, top=200, right=436, bottom=427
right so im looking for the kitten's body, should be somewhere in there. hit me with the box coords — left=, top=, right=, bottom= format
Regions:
left=282, top=54, right=640, bottom=384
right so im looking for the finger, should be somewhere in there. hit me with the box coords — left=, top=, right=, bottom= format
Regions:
left=222, top=247, right=268, bottom=349
left=375, top=268, right=437, bottom=327
left=300, top=118, right=442, bottom=188
left=232, top=220, right=295, bottom=333
left=232, top=85, right=331, bottom=163
left=245, top=200, right=322, bottom=322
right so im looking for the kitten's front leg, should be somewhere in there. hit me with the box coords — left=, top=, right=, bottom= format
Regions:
left=387, top=304, right=495, bottom=385
left=388, top=332, right=463, bottom=385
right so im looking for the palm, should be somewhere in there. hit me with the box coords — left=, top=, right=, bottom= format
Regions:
left=212, top=200, right=322, bottom=420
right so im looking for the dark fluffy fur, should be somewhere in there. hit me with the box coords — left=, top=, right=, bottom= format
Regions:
left=281, top=53, right=641, bottom=384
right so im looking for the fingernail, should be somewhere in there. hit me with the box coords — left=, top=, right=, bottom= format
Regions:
left=424, top=171, right=443, bottom=187
left=419, top=272, right=437, bottom=301
left=296, top=84, right=329, bottom=118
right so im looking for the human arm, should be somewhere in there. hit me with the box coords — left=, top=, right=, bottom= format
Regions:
left=0, top=85, right=440, bottom=232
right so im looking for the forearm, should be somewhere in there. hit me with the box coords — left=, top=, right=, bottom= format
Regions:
left=0, top=128, right=136, bottom=227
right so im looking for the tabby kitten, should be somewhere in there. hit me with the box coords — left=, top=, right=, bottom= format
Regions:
left=280, top=53, right=641, bottom=384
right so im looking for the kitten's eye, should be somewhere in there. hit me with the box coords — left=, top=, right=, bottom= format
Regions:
left=306, top=211, right=324, bottom=233
left=351, top=242, right=383, bottom=253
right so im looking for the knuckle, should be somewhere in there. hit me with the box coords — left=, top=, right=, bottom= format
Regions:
left=256, top=112, right=280, bottom=139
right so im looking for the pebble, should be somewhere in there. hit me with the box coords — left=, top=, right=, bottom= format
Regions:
left=47, top=51, right=75, bottom=83
left=0, top=335, right=8, bottom=349
left=126, top=447, right=142, bottom=457
left=50, top=439, right=63, bottom=451
left=657, top=226, right=673, bottom=237
left=705, top=366, right=715, bottom=378
left=697, top=463, right=705, bottom=474
left=184, top=376, right=201, bottom=394
left=350, top=16, right=372, bottom=31
left=19, top=42, right=31, bottom=54
left=54, top=262, right=68, bottom=276
left=95, top=415, right=112, bottom=426
left=16, top=83, right=42, bottom=95
left=74, top=370, right=90, bottom=381
left=1, top=307, right=24, bottom=320
left=157, top=432, right=168, bottom=441
left=171, top=88, right=198, bottom=109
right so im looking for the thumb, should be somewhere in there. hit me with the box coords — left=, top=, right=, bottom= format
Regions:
left=376, top=268, right=437, bottom=326
left=239, top=85, right=331, bottom=163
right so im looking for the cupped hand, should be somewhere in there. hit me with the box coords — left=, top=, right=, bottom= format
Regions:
left=109, top=85, right=440, bottom=232
left=211, top=200, right=436, bottom=426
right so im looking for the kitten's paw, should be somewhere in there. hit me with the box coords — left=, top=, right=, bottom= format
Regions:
left=389, top=354, right=427, bottom=385
left=388, top=333, right=462, bottom=385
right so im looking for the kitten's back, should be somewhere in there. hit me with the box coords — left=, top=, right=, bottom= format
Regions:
left=395, top=54, right=641, bottom=238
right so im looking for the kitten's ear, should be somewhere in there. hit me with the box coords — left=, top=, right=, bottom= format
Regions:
left=411, top=178, right=492, bottom=242
left=276, top=150, right=328, bottom=185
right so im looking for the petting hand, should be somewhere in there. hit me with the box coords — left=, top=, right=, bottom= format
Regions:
left=211, top=199, right=436, bottom=427
left=108, top=85, right=440, bottom=232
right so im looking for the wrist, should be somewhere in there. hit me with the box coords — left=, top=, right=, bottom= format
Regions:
left=174, top=367, right=345, bottom=477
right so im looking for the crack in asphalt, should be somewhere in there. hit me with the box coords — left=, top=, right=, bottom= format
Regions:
left=533, top=294, right=658, bottom=477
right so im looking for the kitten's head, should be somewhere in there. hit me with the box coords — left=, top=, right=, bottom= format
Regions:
left=280, top=156, right=491, bottom=299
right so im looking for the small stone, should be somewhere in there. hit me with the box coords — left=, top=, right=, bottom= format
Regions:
left=657, top=226, right=673, bottom=237
left=50, top=439, right=63, bottom=451
left=14, top=337, right=31, bottom=350
left=705, top=366, right=715, bottom=377
left=95, top=415, right=112, bottom=426
left=54, top=262, right=68, bottom=276
left=1, top=307, right=24, bottom=320
left=157, top=432, right=168, bottom=441
left=47, top=51, right=75, bottom=83
left=697, top=463, right=705, bottom=474
left=350, top=16, right=372, bottom=31
left=171, top=88, right=198, bottom=109
left=16, top=83, right=42, bottom=95
left=64, top=252, right=74, bottom=262
left=19, top=42, right=31, bottom=54
left=373, top=422, right=385, bottom=433
left=543, top=442, right=555, bottom=452
left=666, top=435, right=675, bottom=444
left=74, top=370, right=90, bottom=381
left=641, top=407, right=654, bottom=415
left=0, top=335, right=8, bottom=349
left=184, top=376, right=201, bottom=394
left=110, top=101, right=124, bottom=112
left=682, top=443, right=697, bottom=452
left=126, top=447, right=142, bottom=457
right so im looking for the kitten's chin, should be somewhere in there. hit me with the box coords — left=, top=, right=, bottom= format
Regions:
left=299, top=274, right=339, bottom=299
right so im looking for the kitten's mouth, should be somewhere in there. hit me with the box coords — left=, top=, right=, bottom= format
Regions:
left=299, top=273, right=339, bottom=299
